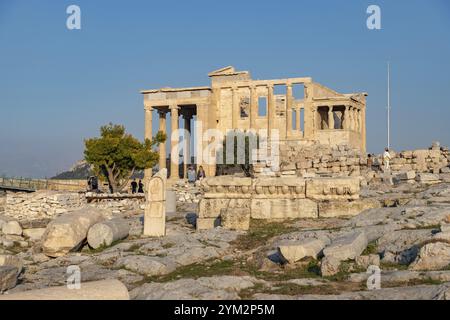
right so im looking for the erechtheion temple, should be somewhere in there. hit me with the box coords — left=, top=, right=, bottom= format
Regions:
left=142, top=66, right=367, bottom=180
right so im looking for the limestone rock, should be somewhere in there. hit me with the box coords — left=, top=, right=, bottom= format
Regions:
left=278, top=238, right=329, bottom=263
left=221, top=208, right=250, bottom=231
left=0, top=255, right=23, bottom=275
left=87, top=219, right=130, bottom=249
left=323, top=231, right=368, bottom=261
left=0, top=279, right=129, bottom=300
left=23, top=228, right=46, bottom=241
left=0, top=266, right=18, bottom=292
left=320, top=256, right=341, bottom=277
left=131, top=276, right=257, bottom=300
left=2, top=221, right=22, bottom=236
left=355, top=254, right=380, bottom=269
left=318, top=199, right=381, bottom=218
left=41, top=207, right=107, bottom=257
left=409, top=242, right=450, bottom=271
left=114, top=255, right=176, bottom=276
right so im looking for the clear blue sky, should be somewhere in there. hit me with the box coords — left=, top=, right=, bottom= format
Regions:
left=1, top=0, right=449, bottom=178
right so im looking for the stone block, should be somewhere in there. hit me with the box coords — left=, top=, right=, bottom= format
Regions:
left=251, top=198, right=318, bottom=220
left=306, top=177, right=360, bottom=201
left=278, top=237, right=330, bottom=263
left=395, top=171, right=416, bottom=181
left=318, top=199, right=381, bottom=218
left=196, top=218, right=221, bottom=230
left=221, top=208, right=250, bottom=231
left=323, top=231, right=368, bottom=261
left=41, top=207, right=106, bottom=257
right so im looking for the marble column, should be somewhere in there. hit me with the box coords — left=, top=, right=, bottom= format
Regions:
left=328, top=106, right=334, bottom=130
left=267, top=84, right=274, bottom=136
left=232, top=87, right=239, bottom=129
left=158, top=110, right=167, bottom=170
left=170, top=105, right=179, bottom=180
left=144, top=106, right=153, bottom=180
left=183, top=113, right=192, bottom=178
left=286, top=84, right=293, bottom=137
left=250, top=86, right=257, bottom=129
left=343, top=105, right=350, bottom=130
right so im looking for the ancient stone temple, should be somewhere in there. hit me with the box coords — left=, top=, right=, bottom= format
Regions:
left=141, top=66, right=367, bottom=180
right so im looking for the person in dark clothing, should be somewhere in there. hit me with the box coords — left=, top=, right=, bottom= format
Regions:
left=138, top=180, right=144, bottom=193
left=197, top=166, right=206, bottom=180
left=131, top=179, right=138, bottom=194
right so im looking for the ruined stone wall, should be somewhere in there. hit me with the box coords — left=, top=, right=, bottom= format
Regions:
left=5, top=191, right=86, bottom=221
left=197, top=176, right=372, bottom=230
left=268, top=142, right=367, bottom=177
left=388, top=146, right=449, bottom=173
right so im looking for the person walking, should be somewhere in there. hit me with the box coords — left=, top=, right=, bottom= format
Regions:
left=131, top=179, right=137, bottom=194
left=383, top=148, right=391, bottom=171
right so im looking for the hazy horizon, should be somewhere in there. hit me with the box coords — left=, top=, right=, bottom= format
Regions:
left=1, top=0, right=450, bottom=178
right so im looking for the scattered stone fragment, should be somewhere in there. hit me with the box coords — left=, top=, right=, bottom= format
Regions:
left=409, top=242, right=450, bottom=271
left=278, top=238, right=329, bottom=263
left=323, top=231, right=368, bottom=261
left=87, top=219, right=130, bottom=250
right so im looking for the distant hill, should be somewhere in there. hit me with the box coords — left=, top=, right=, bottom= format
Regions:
left=52, top=160, right=145, bottom=180
left=52, top=160, right=93, bottom=180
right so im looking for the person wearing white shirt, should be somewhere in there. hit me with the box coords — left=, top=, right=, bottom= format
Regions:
left=383, top=148, right=391, bottom=171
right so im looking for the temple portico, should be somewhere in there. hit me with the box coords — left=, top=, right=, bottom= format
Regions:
left=141, top=66, right=367, bottom=181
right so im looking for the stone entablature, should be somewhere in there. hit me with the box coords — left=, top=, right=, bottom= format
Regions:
left=197, top=176, right=360, bottom=230
left=141, top=66, right=367, bottom=180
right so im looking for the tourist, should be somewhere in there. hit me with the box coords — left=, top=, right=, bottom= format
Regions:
left=197, top=166, right=206, bottom=181
left=187, top=166, right=196, bottom=183
left=131, top=179, right=137, bottom=194
left=138, top=179, right=144, bottom=193
left=383, top=148, right=391, bottom=171
left=367, top=154, right=373, bottom=170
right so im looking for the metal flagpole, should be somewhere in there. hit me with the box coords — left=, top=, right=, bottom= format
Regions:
left=387, top=62, right=391, bottom=150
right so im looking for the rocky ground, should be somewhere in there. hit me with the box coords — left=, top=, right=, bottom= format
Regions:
left=2, top=177, right=450, bottom=300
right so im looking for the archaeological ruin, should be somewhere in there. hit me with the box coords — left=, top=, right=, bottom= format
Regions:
left=142, top=66, right=367, bottom=180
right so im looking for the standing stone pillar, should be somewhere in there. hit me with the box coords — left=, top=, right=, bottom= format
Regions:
left=170, top=105, right=180, bottom=180
left=267, top=84, right=274, bottom=136
left=144, top=168, right=167, bottom=237
left=144, top=106, right=153, bottom=180
left=183, top=113, right=192, bottom=179
left=286, top=84, right=293, bottom=137
left=343, top=105, right=350, bottom=130
left=250, top=86, right=257, bottom=129
left=232, top=87, right=239, bottom=129
left=158, top=110, right=167, bottom=170
left=328, top=106, right=334, bottom=130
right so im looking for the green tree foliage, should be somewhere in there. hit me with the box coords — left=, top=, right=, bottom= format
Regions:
left=84, top=123, right=165, bottom=193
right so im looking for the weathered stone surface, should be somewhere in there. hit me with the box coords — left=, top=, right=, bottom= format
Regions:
left=87, top=219, right=130, bottom=249
left=251, top=198, right=318, bottom=219
left=196, top=217, right=221, bottom=230
left=41, top=207, right=106, bottom=257
left=409, top=242, right=450, bottom=271
left=0, top=255, right=23, bottom=275
left=2, top=221, right=22, bottom=236
left=0, top=266, right=18, bottom=292
left=323, top=231, right=368, bottom=261
left=0, top=279, right=129, bottom=300
left=144, top=169, right=167, bottom=237
left=254, top=283, right=450, bottom=300
left=395, top=171, right=416, bottom=181
left=131, top=276, right=257, bottom=300
left=416, top=173, right=440, bottom=184
left=355, top=254, right=380, bottom=269
left=23, top=228, right=46, bottom=241
left=306, top=177, right=360, bottom=201
left=318, top=199, right=380, bottom=218
left=320, top=256, right=341, bottom=277
left=114, top=255, right=176, bottom=276
left=221, top=208, right=250, bottom=231
left=278, top=238, right=329, bottom=263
